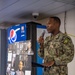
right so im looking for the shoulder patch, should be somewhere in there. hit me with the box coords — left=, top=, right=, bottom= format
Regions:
left=63, top=38, right=69, bottom=44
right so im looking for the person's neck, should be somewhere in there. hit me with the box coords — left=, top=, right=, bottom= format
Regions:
left=52, top=30, right=60, bottom=36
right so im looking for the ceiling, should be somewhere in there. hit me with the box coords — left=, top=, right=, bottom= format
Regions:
left=0, top=0, right=75, bottom=28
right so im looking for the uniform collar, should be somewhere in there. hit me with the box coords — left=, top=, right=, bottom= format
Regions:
left=51, top=31, right=62, bottom=39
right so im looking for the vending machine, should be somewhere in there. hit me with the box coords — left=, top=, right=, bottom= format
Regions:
left=5, top=22, right=48, bottom=75
left=6, top=23, right=34, bottom=75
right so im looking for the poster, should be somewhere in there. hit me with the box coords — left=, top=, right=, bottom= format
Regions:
left=6, top=40, right=33, bottom=75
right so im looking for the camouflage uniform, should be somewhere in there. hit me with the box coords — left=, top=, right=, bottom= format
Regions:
left=38, top=32, right=74, bottom=75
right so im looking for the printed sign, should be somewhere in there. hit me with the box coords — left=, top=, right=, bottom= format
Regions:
left=7, top=23, right=27, bottom=44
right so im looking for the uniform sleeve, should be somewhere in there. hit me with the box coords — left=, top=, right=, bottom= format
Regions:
left=38, top=36, right=50, bottom=58
left=54, top=36, right=74, bottom=65
left=38, top=43, right=44, bottom=58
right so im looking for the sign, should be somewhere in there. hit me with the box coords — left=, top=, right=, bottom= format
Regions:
left=7, top=23, right=27, bottom=44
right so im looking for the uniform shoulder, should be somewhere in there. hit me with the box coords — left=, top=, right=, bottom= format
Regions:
left=62, top=33, right=71, bottom=39
left=59, top=32, right=71, bottom=38
left=61, top=33, right=73, bottom=44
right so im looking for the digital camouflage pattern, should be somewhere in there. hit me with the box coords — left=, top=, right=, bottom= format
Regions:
left=38, top=32, right=74, bottom=75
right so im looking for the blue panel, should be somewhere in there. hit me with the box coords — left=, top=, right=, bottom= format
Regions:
left=36, top=25, right=46, bottom=75
left=7, top=23, right=27, bottom=44
left=37, top=25, right=46, bottom=29
left=36, top=42, right=44, bottom=75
